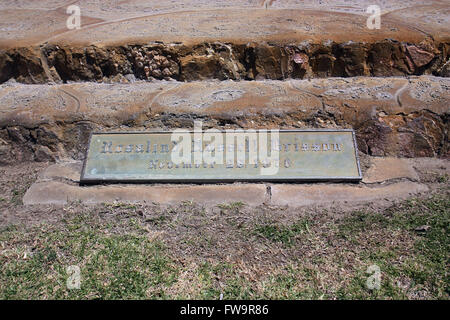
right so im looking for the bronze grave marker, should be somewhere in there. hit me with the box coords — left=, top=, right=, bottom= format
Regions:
left=80, top=130, right=362, bottom=183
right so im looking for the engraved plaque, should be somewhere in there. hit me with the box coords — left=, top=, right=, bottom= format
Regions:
left=80, top=130, right=362, bottom=183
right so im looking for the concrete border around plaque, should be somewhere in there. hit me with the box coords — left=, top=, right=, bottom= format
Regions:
left=80, top=129, right=362, bottom=184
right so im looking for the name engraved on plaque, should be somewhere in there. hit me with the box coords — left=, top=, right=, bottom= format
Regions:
left=80, top=130, right=362, bottom=183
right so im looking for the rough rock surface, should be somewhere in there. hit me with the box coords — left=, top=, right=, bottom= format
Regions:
left=1, top=39, right=448, bottom=84
left=0, top=76, right=448, bottom=163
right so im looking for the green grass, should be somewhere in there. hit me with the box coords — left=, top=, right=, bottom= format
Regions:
left=0, top=214, right=177, bottom=299
left=253, top=218, right=311, bottom=247
left=0, top=193, right=448, bottom=299
left=217, top=201, right=246, bottom=211
left=335, top=194, right=449, bottom=299
left=437, top=174, right=448, bottom=183
left=10, top=189, right=24, bottom=205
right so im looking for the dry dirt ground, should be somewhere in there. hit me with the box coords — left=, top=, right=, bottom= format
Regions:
left=0, top=162, right=448, bottom=299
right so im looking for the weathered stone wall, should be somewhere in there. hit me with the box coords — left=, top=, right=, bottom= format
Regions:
left=0, top=1, right=448, bottom=165
left=1, top=40, right=449, bottom=84
left=0, top=76, right=448, bottom=164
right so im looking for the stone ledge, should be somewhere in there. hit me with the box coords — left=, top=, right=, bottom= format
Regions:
left=21, top=158, right=434, bottom=206
left=1, top=77, right=448, bottom=163
left=40, top=161, right=83, bottom=182
left=362, top=157, right=419, bottom=184
left=269, top=182, right=428, bottom=207
left=23, top=181, right=269, bottom=206
left=37, top=156, right=422, bottom=185
left=22, top=178, right=429, bottom=207
left=1, top=1, right=448, bottom=48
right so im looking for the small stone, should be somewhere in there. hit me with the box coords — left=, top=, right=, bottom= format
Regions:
left=124, top=74, right=136, bottom=83
left=152, top=69, right=162, bottom=77
left=0, top=144, right=10, bottom=157
left=293, top=53, right=304, bottom=64
left=109, top=74, right=127, bottom=83
left=34, top=145, right=55, bottom=162
left=439, top=60, right=450, bottom=77
left=144, top=66, right=150, bottom=78
left=406, top=45, right=434, bottom=68
left=7, top=127, right=28, bottom=143
left=415, top=225, right=431, bottom=232
left=162, top=67, right=171, bottom=77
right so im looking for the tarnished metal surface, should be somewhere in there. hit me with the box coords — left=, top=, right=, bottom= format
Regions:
left=80, top=130, right=362, bottom=183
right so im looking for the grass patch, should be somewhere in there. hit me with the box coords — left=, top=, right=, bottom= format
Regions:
left=253, top=219, right=311, bottom=247
left=260, top=265, right=319, bottom=299
left=437, top=174, right=448, bottom=183
left=217, top=201, right=246, bottom=211
left=196, top=262, right=254, bottom=299
left=336, top=194, right=449, bottom=299
left=0, top=214, right=178, bottom=299
left=0, top=192, right=448, bottom=300
left=10, top=189, right=25, bottom=205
